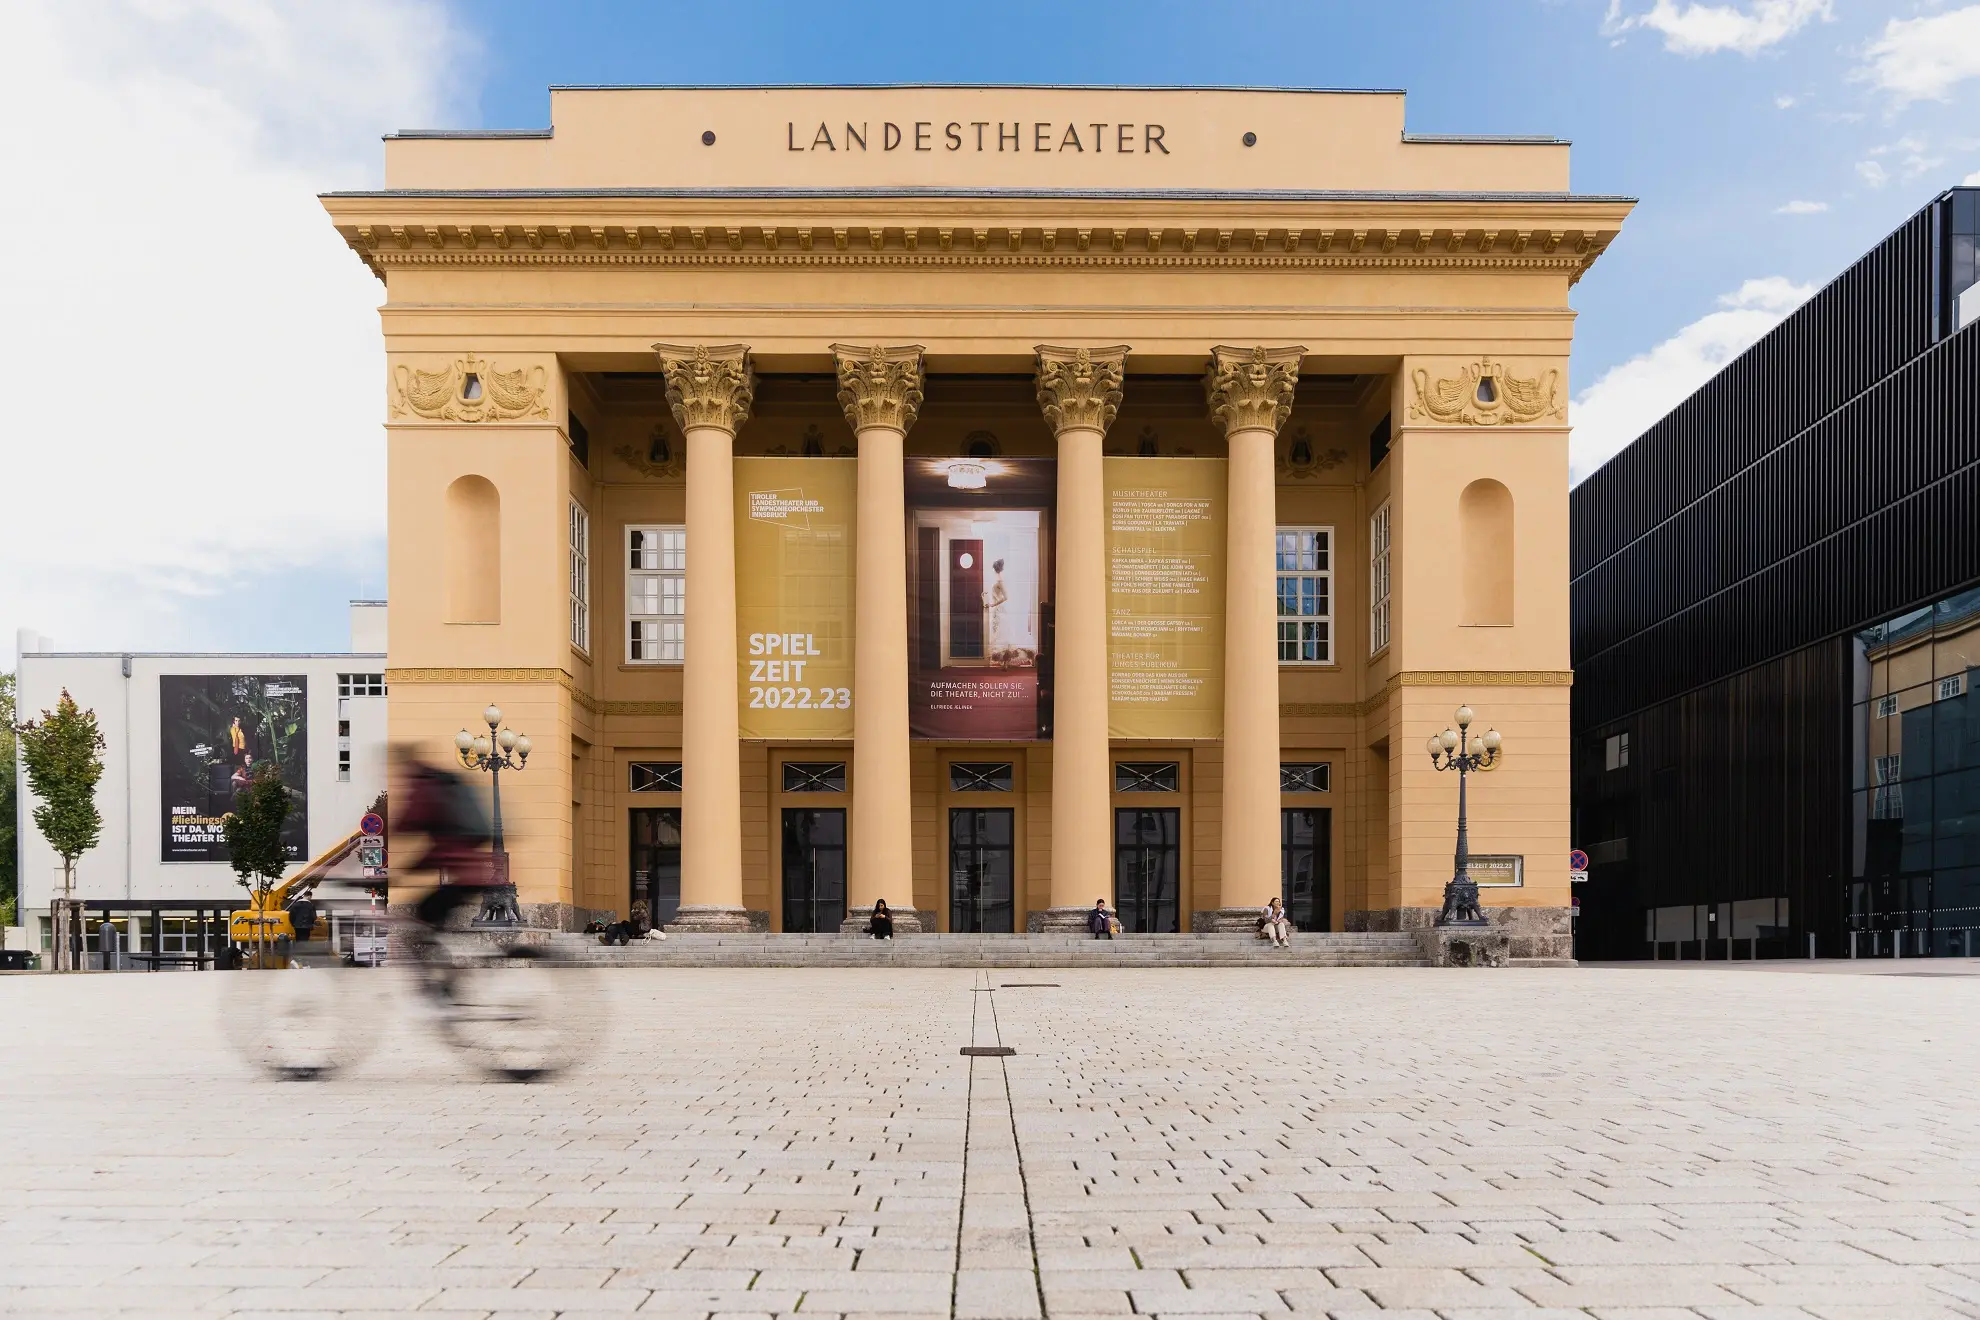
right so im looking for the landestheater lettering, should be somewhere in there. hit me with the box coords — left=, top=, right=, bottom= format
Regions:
left=790, top=120, right=1169, bottom=153
left=328, top=84, right=1627, bottom=951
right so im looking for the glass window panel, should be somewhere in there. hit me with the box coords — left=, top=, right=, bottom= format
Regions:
left=1114, top=761, right=1180, bottom=792
left=949, top=761, right=1014, bottom=792
left=782, top=761, right=847, bottom=792
left=630, top=761, right=685, bottom=792
left=1280, top=762, right=1331, bottom=793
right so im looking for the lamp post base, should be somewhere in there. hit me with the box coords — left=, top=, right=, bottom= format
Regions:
left=1434, top=875, right=1487, bottom=927
left=470, top=852, right=522, bottom=928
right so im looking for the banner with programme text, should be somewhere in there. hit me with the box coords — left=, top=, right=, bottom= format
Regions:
left=159, top=674, right=310, bottom=862
left=1106, top=458, right=1226, bottom=739
left=734, top=458, right=857, bottom=739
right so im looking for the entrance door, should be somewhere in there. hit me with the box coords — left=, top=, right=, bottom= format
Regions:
left=948, top=539, right=984, bottom=659
left=1115, top=808, right=1181, bottom=933
left=1281, top=808, right=1331, bottom=931
left=630, top=808, right=682, bottom=926
left=781, top=808, right=847, bottom=933
left=950, top=808, right=1015, bottom=933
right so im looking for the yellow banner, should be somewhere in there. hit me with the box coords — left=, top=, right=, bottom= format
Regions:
left=735, top=458, right=857, bottom=738
left=1106, top=458, right=1226, bottom=739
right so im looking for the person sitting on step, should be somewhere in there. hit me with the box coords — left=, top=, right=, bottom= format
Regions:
left=1088, top=898, right=1116, bottom=940
left=867, top=898, right=895, bottom=941
left=1259, top=896, right=1293, bottom=948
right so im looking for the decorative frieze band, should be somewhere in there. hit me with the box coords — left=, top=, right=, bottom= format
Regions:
left=832, top=344, right=926, bottom=434
left=1035, top=345, right=1129, bottom=436
left=390, top=354, right=549, bottom=423
left=1408, top=357, right=1566, bottom=426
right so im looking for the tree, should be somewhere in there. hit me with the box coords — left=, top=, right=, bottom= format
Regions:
left=222, top=760, right=291, bottom=967
left=16, top=689, right=105, bottom=972
left=0, top=673, right=17, bottom=930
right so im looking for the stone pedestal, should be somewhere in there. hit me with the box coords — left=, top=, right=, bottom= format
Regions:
left=664, top=904, right=755, bottom=933
left=1418, top=925, right=1513, bottom=967
left=1193, top=907, right=1271, bottom=933
left=1349, top=905, right=1574, bottom=962
left=1028, top=906, right=1102, bottom=933
left=838, top=906, right=933, bottom=936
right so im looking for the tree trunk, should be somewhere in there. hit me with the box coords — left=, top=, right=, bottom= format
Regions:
left=50, top=896, right=82, bottom=973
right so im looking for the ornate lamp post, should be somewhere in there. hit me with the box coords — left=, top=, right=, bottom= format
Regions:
left=1425, top=704, right=1502, bottom=927
left=454, top=704, right=531, bottom=927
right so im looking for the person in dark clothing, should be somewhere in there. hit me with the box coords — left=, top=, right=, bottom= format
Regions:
left=867, top=898, right=894, bottom=941
left=395, top=758, right=495, bottom=932
left=1088, top=898, right=1115, bottom=939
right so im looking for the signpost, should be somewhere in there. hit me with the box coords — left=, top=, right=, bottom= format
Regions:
left=358, top=812, right=386, bottom=877
left=1569, top=848, right=1590, bottom=884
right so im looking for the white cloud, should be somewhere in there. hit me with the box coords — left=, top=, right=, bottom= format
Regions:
left=1604, top=0, right=1832, bottom=55
left=1774, top=199, right=1828, bottom=214
left=0, top=1, right=476, bottom=661
left=1571, top=278, right=1817, bottom=484
left=1774, top=93, right=1798, bottom=108
left=1967, top=169, right=1980, bottom=185
left=1857, top=158, right=1890, bottom=188
left=1858, top=7, right=1980, bottom=104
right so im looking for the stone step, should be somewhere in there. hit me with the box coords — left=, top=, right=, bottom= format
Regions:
left=537, top=930, right=1431, bottom=968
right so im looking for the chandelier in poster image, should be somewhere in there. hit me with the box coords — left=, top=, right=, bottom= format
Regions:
left=746, top=631, right=852, bottom=710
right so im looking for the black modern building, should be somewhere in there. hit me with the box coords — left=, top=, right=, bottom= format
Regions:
left=1571, top=188, right=1980, bottom=961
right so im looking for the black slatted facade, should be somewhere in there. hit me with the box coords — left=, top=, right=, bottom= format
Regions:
left=1571, top=190, right=1980, bottom=960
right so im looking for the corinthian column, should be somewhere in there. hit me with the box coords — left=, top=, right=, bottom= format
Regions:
left=1032, top=345, right=1129, bottom=929
left=654, top=343, right=755, bottom=931
left=832, top=344, right=926, bottom=934
left=1206, top=345, right=1305, bottom=919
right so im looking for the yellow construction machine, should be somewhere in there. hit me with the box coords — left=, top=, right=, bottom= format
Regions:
left=227, top=829, right=374, bottom=965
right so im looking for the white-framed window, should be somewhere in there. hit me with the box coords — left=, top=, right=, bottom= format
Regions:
left=568, top=501, right=591, bottom=653
left=1369, top=502, right=1392, bottom=656
left=1875, top=693, right=1899, bottom=718
left=1940, top=674, right=1965, bottom=700
left=337, top=673, right=385, bottom=697
left=1604, top=731, right=1630, bottom=771
left=1873, top=754, right=1904, bottom=819
left=628, top=525, right=686, bottom=663
left=1275, top=526, right=1334, bottom=664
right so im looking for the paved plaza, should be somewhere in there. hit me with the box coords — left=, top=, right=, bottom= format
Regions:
left=2, top=965, right=1979, bottom=1319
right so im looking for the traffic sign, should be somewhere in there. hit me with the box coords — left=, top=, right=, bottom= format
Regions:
left=1568, top=848, right=1590, bottom=871
left=1569, top=869, right=1589, bottom=884
left=360, top=812, right=385, bottom=836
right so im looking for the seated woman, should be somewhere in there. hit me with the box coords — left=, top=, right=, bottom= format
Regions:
left=867, top=898, right=895, bottom=941
left=601, top=899, right=653, bottom=946
left=1258, top=896, right=1293, bottom=948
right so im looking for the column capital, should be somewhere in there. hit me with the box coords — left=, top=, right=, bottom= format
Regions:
left=832, top=343, right=926, bottom=434
left=1035, top=344, right=1130, bottom=437
left=653, top=343, right=755, bottom=435
left=1204, top=344, right=1307, bottom=437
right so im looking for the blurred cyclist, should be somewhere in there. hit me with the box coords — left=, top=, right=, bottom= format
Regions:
left=394, top=757, right=496, bottom=933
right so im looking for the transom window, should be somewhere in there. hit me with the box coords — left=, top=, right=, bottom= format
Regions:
left=1940, top=674, right=1965, bottom=700
left=782, top=761, right=847, bottom=793
left=337, top=673, right=385, bottom=697
left=1280, top=762, right=1332, bottom=793
left=568, top=500, right=591, bottom=653
left=1275, top=526, right=1334, bottom=664
left=1115, top=761, right=1180, bottom=793
left=949, top=762, right=1014, bottom=792
left=1876, top=694, right=1899, bottom=718
left=630, top=761, right=684, bottom=793
left=1369, top=503, right=1392, bottom=656
left=628, top=526, right=686, bottom=663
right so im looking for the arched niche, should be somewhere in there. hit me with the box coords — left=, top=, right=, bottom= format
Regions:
left=444, top=474, right=501, bottom=623
left=1459, top=478, right=1514, bottom=626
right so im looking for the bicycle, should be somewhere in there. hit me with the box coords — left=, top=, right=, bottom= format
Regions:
left=222, top=883, right=599, bottom=1083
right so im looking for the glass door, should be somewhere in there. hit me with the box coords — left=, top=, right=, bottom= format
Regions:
left=1281, top=807, right=1331, bottom=931
left=950, top=808, right=1015, bottom=933
left=781, top=807, right=847, bottom=933
left=630, top=808, right=682, bottom=927
left=1114, top=808, right=1180, bottom=933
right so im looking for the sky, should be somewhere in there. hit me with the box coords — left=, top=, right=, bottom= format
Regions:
left=2, top=0, right=1978, bottom=667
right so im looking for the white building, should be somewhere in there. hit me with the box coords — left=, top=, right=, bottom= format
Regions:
left=13, top=603, right=389, bottom=944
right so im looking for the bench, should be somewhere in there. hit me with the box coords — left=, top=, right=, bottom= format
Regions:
left=127, top=952, right=207, bottom=972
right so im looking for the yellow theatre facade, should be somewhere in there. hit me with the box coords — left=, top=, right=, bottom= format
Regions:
left=324, top=85, right=1627, bottom=954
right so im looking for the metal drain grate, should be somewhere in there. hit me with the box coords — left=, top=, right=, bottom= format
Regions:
left=960, top=1046, right=1016, bottom=1057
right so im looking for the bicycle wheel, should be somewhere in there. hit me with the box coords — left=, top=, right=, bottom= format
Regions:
left=222, top=962, right=384, bottom=1080
left=435, top=943, right=596, bottom=1082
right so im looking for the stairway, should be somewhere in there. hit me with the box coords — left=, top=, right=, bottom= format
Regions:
left=540, top=930, right=1430, bottom=968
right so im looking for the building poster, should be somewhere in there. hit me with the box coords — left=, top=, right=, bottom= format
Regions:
left=734, top=457, right=858, bottom=739
left=906, top=456, right=1056, bottom=740
left=159, top=674, right=309, bottom=863
left=1106, top=458, right=1226, bottom=739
